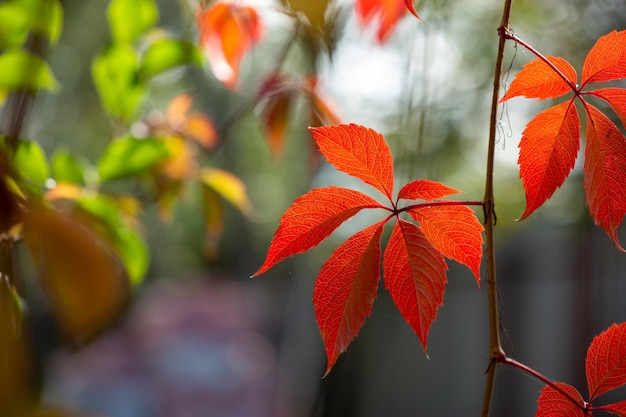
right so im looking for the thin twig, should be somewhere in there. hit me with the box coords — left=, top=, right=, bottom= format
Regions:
left=480, top=0, right=514, bottom=416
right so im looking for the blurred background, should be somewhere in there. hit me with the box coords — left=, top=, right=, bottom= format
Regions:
left=9, top=0, right=626, bottom=416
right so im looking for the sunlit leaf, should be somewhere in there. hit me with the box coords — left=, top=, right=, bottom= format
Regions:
left=500, top=56, right=577, bottom=102
left=98, top=136, right=170, bottom=182
left=586, top=322, right=626, bottom=400
left=14, top=140, right=49, bottom=187
left=199, top=167, right=254, bottom=217
left=51, top=150, right=85, bottom=185
left=355, top=0, right=408, bottom=43
left=535, top=382, right=585, bottom=417
left=0, top=49, right=59, bottom=92
left=581, top=30, right=626, bottom=86
left=92, top=44, right=144, bottom=121
left=0, top=3, right=32, bottom=48
left=22, top=205, right=129, bottom=343
left=107, top=0, right=158, bottom=44
left=139, top=37, right=202, bottom=81
left=196, top=1, right=264, bottom=89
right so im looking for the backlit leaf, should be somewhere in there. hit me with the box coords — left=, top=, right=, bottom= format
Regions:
left=398, top=179, right=460, bottom=201
left=200, top=168, right=253, bottom=217
left=98, top=136, right=170, bottom=182
left=196, top=1, right=263, bottom=89
left=22, top=206, right=129, bottom=343
left=518, top=100, right=580, bottom=220
left=589, top=87, right=626, bottom=129
left=581, top=30, right=626, bottom=86
left=383, top=219, right=447, bottom=352
left=139, top=38, right=202, bottom=81
left=14, top=140, right=49, bottom=187
left=404, top=0, right=421, bottom=19
left=409, top=205, right=483, bottom=283
left=535, top=382, right=585, bottom=417
left=355, top=0, right=408, bottom=43
left=586, top=322, right=626, bottom=400
left=92, top=44, right=144, bottom=121
left=314, top=220, right=385, bottom=375
left=107, top=0, right=158, bottom=44
left=51, top=150, right=85, bottom=185
left=261, top=92, right=292, bottom=157
left=500, top=56, right=576, bottom=102
left=252, top=186, right=384, bottom=277
left=602, top=400, right=626, bottom=416
left=0, top=50, right=58, bottom=92
left=583, top=105, right=626, bottom=251
left=309, top=124, right=394, bottom=200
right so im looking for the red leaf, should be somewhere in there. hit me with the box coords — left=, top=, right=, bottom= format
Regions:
left=309, top=124, right=395, bottom=201
left=314, top=220, right=385, bottom=376
left=583, top=105, right=626, bottom=251
left=252, top=186, right=384, bottom=277
left=589, top=87, right=626, bottom=129
left=261, top=92, right=292, bottom=157
left=403, top=0, right=422, bottom=20
left=581, top=30, right=626, bottom=87
left=196, top=1, right=263, bottom=89
left=354, top=0, right=407, bottom=43
left=602, top=400, right=626, bottom=416
left=518, top=100, right=580, bottom=220
left=500, top=56, right=577, bottom=102
left=586, top=322, right=626, bottom=400
left=535, top=382, right=585, bottom=417
left=383, top=219, right=447, bottom=352
left=409, top=205, right=483, bottom=284
left=398, top=179, right=460, bottom=201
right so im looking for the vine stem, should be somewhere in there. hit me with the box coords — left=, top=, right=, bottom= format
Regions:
left=480, top=0, right=514, bottom=415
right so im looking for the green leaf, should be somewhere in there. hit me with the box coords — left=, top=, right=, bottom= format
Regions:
left=139, top=38, right=202, bottom=81
left=78, top=195, right=149, bottom=286
left=107, top=0, right=158, bottom=44
left=92, top=44, right=144, bottom=120
left=51, top=150, right=85, bottom=185
left=98, top=136, right=169, bottom=181
left=0, top=0, right=62, bottom=47
left=14, top=140, right=49, bottom=186
left=0, top=49, right=59, bottom=92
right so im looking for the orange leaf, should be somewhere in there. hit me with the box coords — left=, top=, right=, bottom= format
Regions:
left=355, top=0, right=407, bottom=43
left=261, top=92, right=292, bottom=157
left=314, top=220, right=385, bottom=375
left=581, top=30, right=626, bottom=86
left=22, top=206, right=129, bottom=343
left=535, top=382, right=585, bottom=417
left=518, top=100, right=580, bottom=220
left=500, top=56, right=576, bottom=102
left=589, top=87, right=626, bottom=129
left=398, top=179, right=460, bottom=201
left=583, top=104, right=626, bottom=251
left=586, top=322, right=626, bottom=400
left=409, top=205, right=483, bottom=283
left=309, top=124, right=394, bottom=201
left=383, top=219, right=447, bottom=352
left=252, top=186, right=384, bottom=277
left=404, top=0, right=421, bottom=19
left=197, top=1, right=263, bottom=89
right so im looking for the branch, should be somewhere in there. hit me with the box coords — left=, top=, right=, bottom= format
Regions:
left=481, top=0, right=514, bottom=416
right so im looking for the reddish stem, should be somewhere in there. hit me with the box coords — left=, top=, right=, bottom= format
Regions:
left=501, top=28, right=579, bottom=94
left=502, top=358, right=588, bottom=413
left=397, top=200, right=484, bottom=215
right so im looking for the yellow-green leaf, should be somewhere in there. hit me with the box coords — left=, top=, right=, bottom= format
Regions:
left=107, top=0, right=158, bottom=44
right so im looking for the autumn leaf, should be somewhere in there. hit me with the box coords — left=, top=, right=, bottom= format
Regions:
left=500, top=56, right=576, bottom=102
left=586, top=322, right=626, bottom=401
left=536, top=382, right=585, bottom=417
left=314, top=220, right=385, bottom=375
left=533, top=322, right=626, bottom=416
left=196, top=1, right=263, bottom=89
left=252, top=186, right=384, bottom=277
left=502, top=29, right=626, bottom=249
left=254, top=124, right=483, bottom=373
left=355, top=0, right=419, bottom=43
left=309, top=124, right=394, bottom=200
left=517, top=101, right=580, bottom=221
